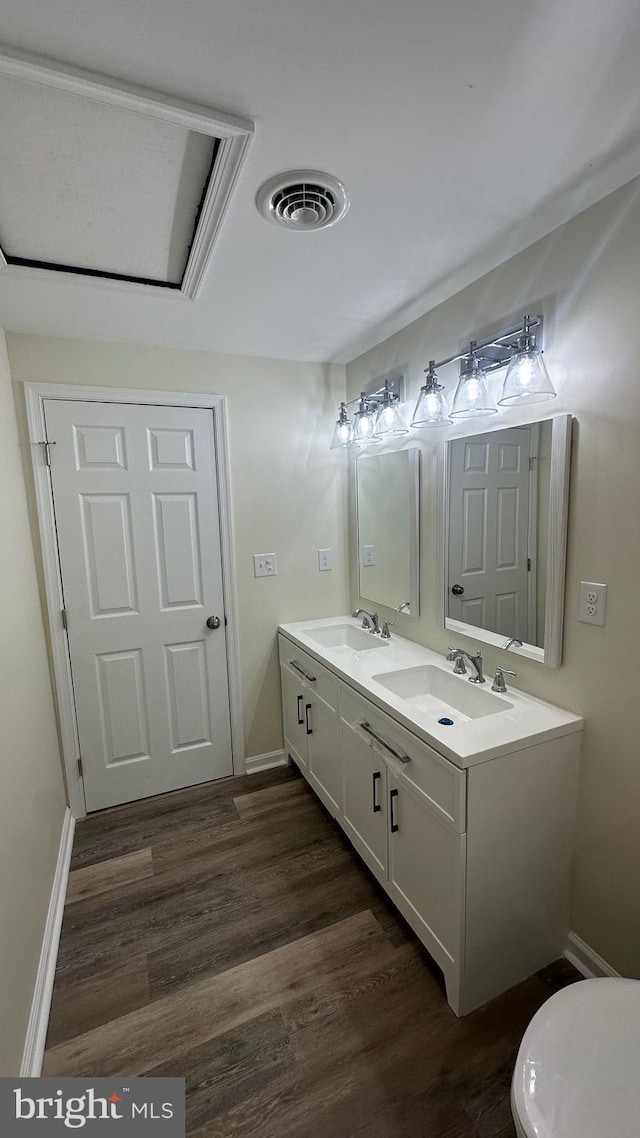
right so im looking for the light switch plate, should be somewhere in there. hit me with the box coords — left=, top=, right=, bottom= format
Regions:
left=254, top=553, right=277, bottom=577
left=579, top=580, right=607, bottom=625
left=362, top=545, right=375, bottom=566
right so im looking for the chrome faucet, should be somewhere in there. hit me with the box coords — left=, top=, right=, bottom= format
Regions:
left=464, top=650, right=485, bottom=684
left=492, top=666, right=516, bottom=693
left=352, top=608, right=380, bottom=634
left=502, top=637, right=523, bottom=651
left=446, top=646, right=485, bottom=684
left=446, top=646, right=467, bottom=674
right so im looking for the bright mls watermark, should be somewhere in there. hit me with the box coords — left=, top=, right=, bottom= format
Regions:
left=0, top=1078, right=185, bottom=1135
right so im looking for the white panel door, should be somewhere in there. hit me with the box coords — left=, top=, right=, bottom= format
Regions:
left=448, top=427, right=533, bottom=642
left=44, top=399, right=233, bottom=811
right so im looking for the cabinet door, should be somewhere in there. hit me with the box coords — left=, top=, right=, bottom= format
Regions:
left=280, top=663, right=308, bottom=770
left=340, top=723, right=388, bottom=881
left=307, top=695, right=341, bottom=817
left=387, top=777, right=465, bottom=974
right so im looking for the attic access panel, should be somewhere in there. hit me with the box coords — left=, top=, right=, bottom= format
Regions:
left=0, top=48, right=254, bottom=297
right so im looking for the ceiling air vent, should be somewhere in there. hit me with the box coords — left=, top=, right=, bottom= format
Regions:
left=257, top=170, right=349, bottom=231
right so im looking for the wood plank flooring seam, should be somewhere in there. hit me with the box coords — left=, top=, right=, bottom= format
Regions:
left=43, top=910, right=400, bottom=1077
left=66, top=848, right=154, bottom=905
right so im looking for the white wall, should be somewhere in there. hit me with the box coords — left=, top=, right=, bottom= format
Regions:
left=347, top=177, right=640, bottom=976
left=7, top=335, right=349, bottom=760
left=0, top=330, right=67, bottom=1074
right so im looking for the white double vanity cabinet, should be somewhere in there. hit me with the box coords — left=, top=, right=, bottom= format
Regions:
left=278, top=617, right=583, bottom=1017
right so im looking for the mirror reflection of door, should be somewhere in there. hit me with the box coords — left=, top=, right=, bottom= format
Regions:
left=447, top=425, right=545, bottom=645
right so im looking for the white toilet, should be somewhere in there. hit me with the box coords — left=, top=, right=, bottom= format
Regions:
left=511, top=977, right=640, bottom=1137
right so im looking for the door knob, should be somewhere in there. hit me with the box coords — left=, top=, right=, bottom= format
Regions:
left=206, top=615, right=221, bottom=630
left=451, top=584, right=464, bottom=595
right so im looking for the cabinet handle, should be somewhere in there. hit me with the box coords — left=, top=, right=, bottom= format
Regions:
left=297, top=694, right=304, bottom=725
left=289, top=659, right=317, bottom=683
left=372, top=771, right=381, bottom=813
left=360, top=721, right=411, bottom=764
left=390, top=788, right=399, bottom=833
left=305, top=703, right=312, bottom=735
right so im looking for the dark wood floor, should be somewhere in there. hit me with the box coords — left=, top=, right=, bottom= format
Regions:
left=44, top=765, right=580, bottom=1136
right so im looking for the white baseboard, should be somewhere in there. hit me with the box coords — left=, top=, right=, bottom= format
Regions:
left=565, top=931, right=620, bottom=979
left=243, top=749, right=288, bottom=774
left=20, top=807, right=75, bottom=1076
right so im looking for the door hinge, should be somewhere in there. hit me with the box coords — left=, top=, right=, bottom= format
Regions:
left=61, top=608, right=68, bottom=631
left=39, top=440, right=56, bottom=466
left=527, top=558, right=531, bottom=571
left=529, top=456, right=536, bottom=471
left=77, top=756, right=83, bottom=778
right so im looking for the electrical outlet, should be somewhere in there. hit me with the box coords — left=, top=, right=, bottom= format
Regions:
left=579, top=581, right=607, bottom=626
left=253, top=553, right=277, bottom=578
left=317, top=548, right=332, bottom=571
left=363, top=545, right=375, bottom=567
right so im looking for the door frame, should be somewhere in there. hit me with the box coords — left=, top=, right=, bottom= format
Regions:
left=24, top=382, right=245, bottom=818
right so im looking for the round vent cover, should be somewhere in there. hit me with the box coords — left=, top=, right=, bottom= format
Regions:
left=256, top=170, right=349, bottom=231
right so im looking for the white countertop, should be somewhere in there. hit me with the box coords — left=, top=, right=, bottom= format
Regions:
left=278, top=616, right=583, bottom=769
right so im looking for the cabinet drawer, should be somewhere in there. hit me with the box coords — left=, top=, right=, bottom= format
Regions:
left=278, top=635, right=337, bottom=711
left=339, top=682, right=466, bottom=833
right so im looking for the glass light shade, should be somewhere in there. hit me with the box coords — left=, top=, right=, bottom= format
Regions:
left=411, top=383, right=452, bottom=427
left=351, top=401, right=379, bottom=447
left=330, top=404, right=353, bottom=449
left=375, top=394, right=408, bottom=436
left=499, top=345, right=557, bottom=405
left=450, top=359, right=497, bottom=418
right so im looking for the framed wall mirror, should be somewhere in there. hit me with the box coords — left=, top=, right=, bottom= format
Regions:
left=355, top=447, right=420, bottom=616
left=439, top=414, right=572, bottom=667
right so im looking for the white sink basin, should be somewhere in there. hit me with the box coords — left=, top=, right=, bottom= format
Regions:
left=303, top=624, right=389, bottom=652
left=371, top=665, right=512, bottom=722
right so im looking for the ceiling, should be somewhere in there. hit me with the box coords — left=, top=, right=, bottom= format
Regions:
left=0, top=0, right=639, bottom=364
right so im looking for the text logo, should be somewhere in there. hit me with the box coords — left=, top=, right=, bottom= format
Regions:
left=1, top=1078, right=185, bottom=1136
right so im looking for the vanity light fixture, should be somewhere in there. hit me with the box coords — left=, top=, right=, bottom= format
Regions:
left=499, top=317, right=557, bottom=405
left=331, top=316, right=555, bottom=447
left=330, top=402, right=353, bottom=449
left=350, top=394, right=380, bottom=447
left=375, top=391, right=408, bottom=437
left=450, top=344, right=498, bottom=418
left=330, top=376, right=405, bottom=450
left=407, top=314, right=556, bottom=432
left=411, top=361, right=453, bottom=427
